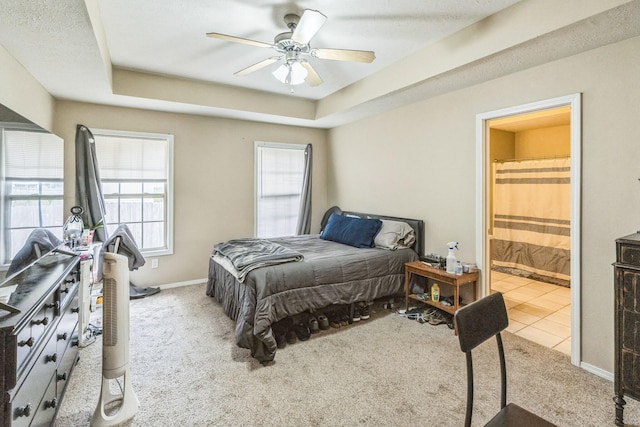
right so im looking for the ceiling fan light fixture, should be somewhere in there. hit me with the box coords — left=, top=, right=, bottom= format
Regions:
left=272, top=61, right=308, bottom=86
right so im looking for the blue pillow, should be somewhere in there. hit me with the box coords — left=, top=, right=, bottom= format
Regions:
left=320, top=213, right=383, bottom=248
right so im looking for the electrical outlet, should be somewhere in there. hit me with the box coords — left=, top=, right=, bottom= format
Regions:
left=151, top=258, right=158, bottom=268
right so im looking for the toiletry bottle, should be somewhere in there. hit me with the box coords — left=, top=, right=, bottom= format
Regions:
left=456, top=260, right=463, bottom=276
left=431, top=283, right=440, bottom=302
left=446, top=242, right=458, bottom=274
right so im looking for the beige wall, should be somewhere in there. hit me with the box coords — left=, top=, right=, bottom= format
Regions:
left=490, top=128, right=516, bottom=162
left=53, top=101, right=328, bottom=287
left=327, top=35, right=640, bottom=373
left=0, top=44, right=55, bottom=131
left=515, top=125, right=571, bottom=158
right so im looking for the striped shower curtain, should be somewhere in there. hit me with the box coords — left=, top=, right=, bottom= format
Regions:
left=492, top=157, right=570, bottom=284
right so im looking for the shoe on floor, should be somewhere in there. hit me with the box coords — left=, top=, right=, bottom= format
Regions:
left=317, top=314, right=330, bottom=330
left=275, top=331, right=287, bottom=349
left=273, top=318, right=291, bottom=348
left=428, top=310, right=447, bottom=325
left=286, top=328, right=297, bottom=344
left=309, top=316, right=320, bottom=334
left=340, top=312, right=349, bottom=327
left=352, top=309, right=361, bottom=322
left=329, top=312, right=341, bottom=328
left=295, top=322, right=311, bottom=341
left=360, top=306, right=370, bottom=320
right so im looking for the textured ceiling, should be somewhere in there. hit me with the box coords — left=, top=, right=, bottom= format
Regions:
left=97, top=0, right=521, bottom=100
left=0, top=0, right=639, bottom=128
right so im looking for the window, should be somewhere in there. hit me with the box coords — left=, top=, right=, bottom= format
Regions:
left=92, top=129, right=174, bottom=256
left=255, top=142, right=306, bottom=237
left=0, top=125, right=64, bottom=265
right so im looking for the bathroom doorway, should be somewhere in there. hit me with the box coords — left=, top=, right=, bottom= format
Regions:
left=476, top=94, right=581, bottom=366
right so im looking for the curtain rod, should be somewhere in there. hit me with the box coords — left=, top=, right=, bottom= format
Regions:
left=493, top=155, right=570, bottom=163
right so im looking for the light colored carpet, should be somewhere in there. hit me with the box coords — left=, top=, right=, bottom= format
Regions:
left=56, top=283, right=639, bottom=426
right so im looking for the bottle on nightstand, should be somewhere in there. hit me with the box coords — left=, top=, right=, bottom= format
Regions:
left=431, top=283, right=440, bottom=302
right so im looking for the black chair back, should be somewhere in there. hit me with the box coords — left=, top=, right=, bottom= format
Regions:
left=454, top=292, right=557, bottom=427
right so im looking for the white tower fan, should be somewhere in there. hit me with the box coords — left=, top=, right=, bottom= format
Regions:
left=91, top=252, right=139, bottom=426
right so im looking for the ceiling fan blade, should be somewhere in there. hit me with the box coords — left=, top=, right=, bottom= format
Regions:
left=206, top=32, right=273, bottom=49
left=300, top=62, right=323, bottom=87
left=234, top=56, right=281, bottom=76
left=291, top=9, right=327, bottom=44
left=312, top=48, right=375, bottom=63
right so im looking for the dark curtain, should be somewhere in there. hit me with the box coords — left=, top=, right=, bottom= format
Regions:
left=295, top=144, right=313, bottom=235
left=75, top=124, right=108, bottom=242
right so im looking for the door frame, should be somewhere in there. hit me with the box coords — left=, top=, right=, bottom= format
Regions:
left=475, top=93, right=581, bottom=366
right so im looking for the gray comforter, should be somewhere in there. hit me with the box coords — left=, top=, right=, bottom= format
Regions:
left=213, top=238, right=303, bottom=281
left=207, top=234, right=418, bottom=363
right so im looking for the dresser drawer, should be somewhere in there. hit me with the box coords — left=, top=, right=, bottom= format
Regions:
left=10, top=333, right=57, bottom=426
left=56, top=294, right=79, bottom=356
left=621, top=270, right=640, bottom=314
left=56, top=330, right=79, bottom=401
left=58, top=272, right=78, bottom=312
left=619, top=242, right=640, bottom=267
left=31, top=373, right=58, bottom=427
left=15, top=294, right=58, bottom=381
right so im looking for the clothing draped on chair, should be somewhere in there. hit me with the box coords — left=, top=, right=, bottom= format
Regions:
left=6, top=228, right=62, bottom=276
left=75, top=124, right=108, bottom=243
left=492, top=157, right=570, bottom=283
left=295, top=144, right=313, bottom=235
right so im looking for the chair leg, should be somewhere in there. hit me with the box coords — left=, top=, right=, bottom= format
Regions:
left=465, top=352, right=474, bottom=427
left=496, top=332, right=507, bottom=409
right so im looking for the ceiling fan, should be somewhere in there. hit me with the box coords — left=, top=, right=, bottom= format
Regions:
left=206, top=9, right=375, bottom=89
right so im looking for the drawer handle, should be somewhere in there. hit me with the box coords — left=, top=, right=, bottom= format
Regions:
left=57, top=332, right=68, bottom=341
left=71, top=307, right=80, bottom=314
left=61, top=287, right=70, bottom=294
left=44, top=302, right=57, bottom=309
left=18, top=337, right=34, bottom=347
left=44, top=398, right=57, bottom=410
left=31, top=316, right=49, bottom=326
left=45, top=353, right=57, bottom=363
left=14, top=403, right=31, bottom=418
left=72, top=339, right=79, bottom=347
left=57, top=372, right=67, bottom=382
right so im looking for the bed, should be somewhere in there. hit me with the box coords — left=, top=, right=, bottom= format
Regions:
left=206, top=207, right=424, bottom=363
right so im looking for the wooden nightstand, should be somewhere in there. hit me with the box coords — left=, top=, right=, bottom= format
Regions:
left=404, top=261, right=478, bottom=318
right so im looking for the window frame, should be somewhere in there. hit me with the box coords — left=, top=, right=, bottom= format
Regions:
left=0, top=123, right=65, bottom=268
left=254, top=141, right=306, bottom=238
left=92, top=128, right=174, bottom=257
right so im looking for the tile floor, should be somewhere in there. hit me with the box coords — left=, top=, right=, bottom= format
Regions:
left=491, top=270, right=571, bottom=356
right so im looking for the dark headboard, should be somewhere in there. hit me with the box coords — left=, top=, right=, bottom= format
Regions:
left=320, top=206, right=425, bottom=257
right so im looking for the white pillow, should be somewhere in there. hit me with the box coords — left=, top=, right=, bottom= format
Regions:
left=374, top=219, right=416, bottom=250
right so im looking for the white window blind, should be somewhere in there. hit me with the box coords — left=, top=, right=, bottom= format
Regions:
left=94, top=134, right=168, bottom=181
left=4, top=130, right=64, bottom=179
left=1, top=127, right=64, bottom=265
left=93, top=129, right=174, bottom=256
left=255, top=142, right=305, bottom=238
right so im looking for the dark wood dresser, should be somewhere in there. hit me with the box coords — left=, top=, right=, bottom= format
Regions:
left=614, top=232, right=640, bottom=426
left=0, top=250, right=80, bottom=426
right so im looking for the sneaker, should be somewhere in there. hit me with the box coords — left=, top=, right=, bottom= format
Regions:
left=340, top=312, right=349, bottom=327
left=295, top=322, right=311, bottom=341
left=275, top=331, right=287, bottom=349
left=309, top=316, right=320, bottom=334
left=317, top=314, right=330, bottom=330
left=352, top=309, right=361, bottom=322
left=428, top=310, right=447, bottom=326
left=286, top=328, right=297, bottom=344
left=360, top=306, right=370, bottom=320
left=329, top=312, right=341, bottom=328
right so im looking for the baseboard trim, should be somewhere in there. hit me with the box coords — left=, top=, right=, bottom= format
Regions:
left=158, top=278, right=206, bottom=290
left=580, top=361, right=613, bottom=382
